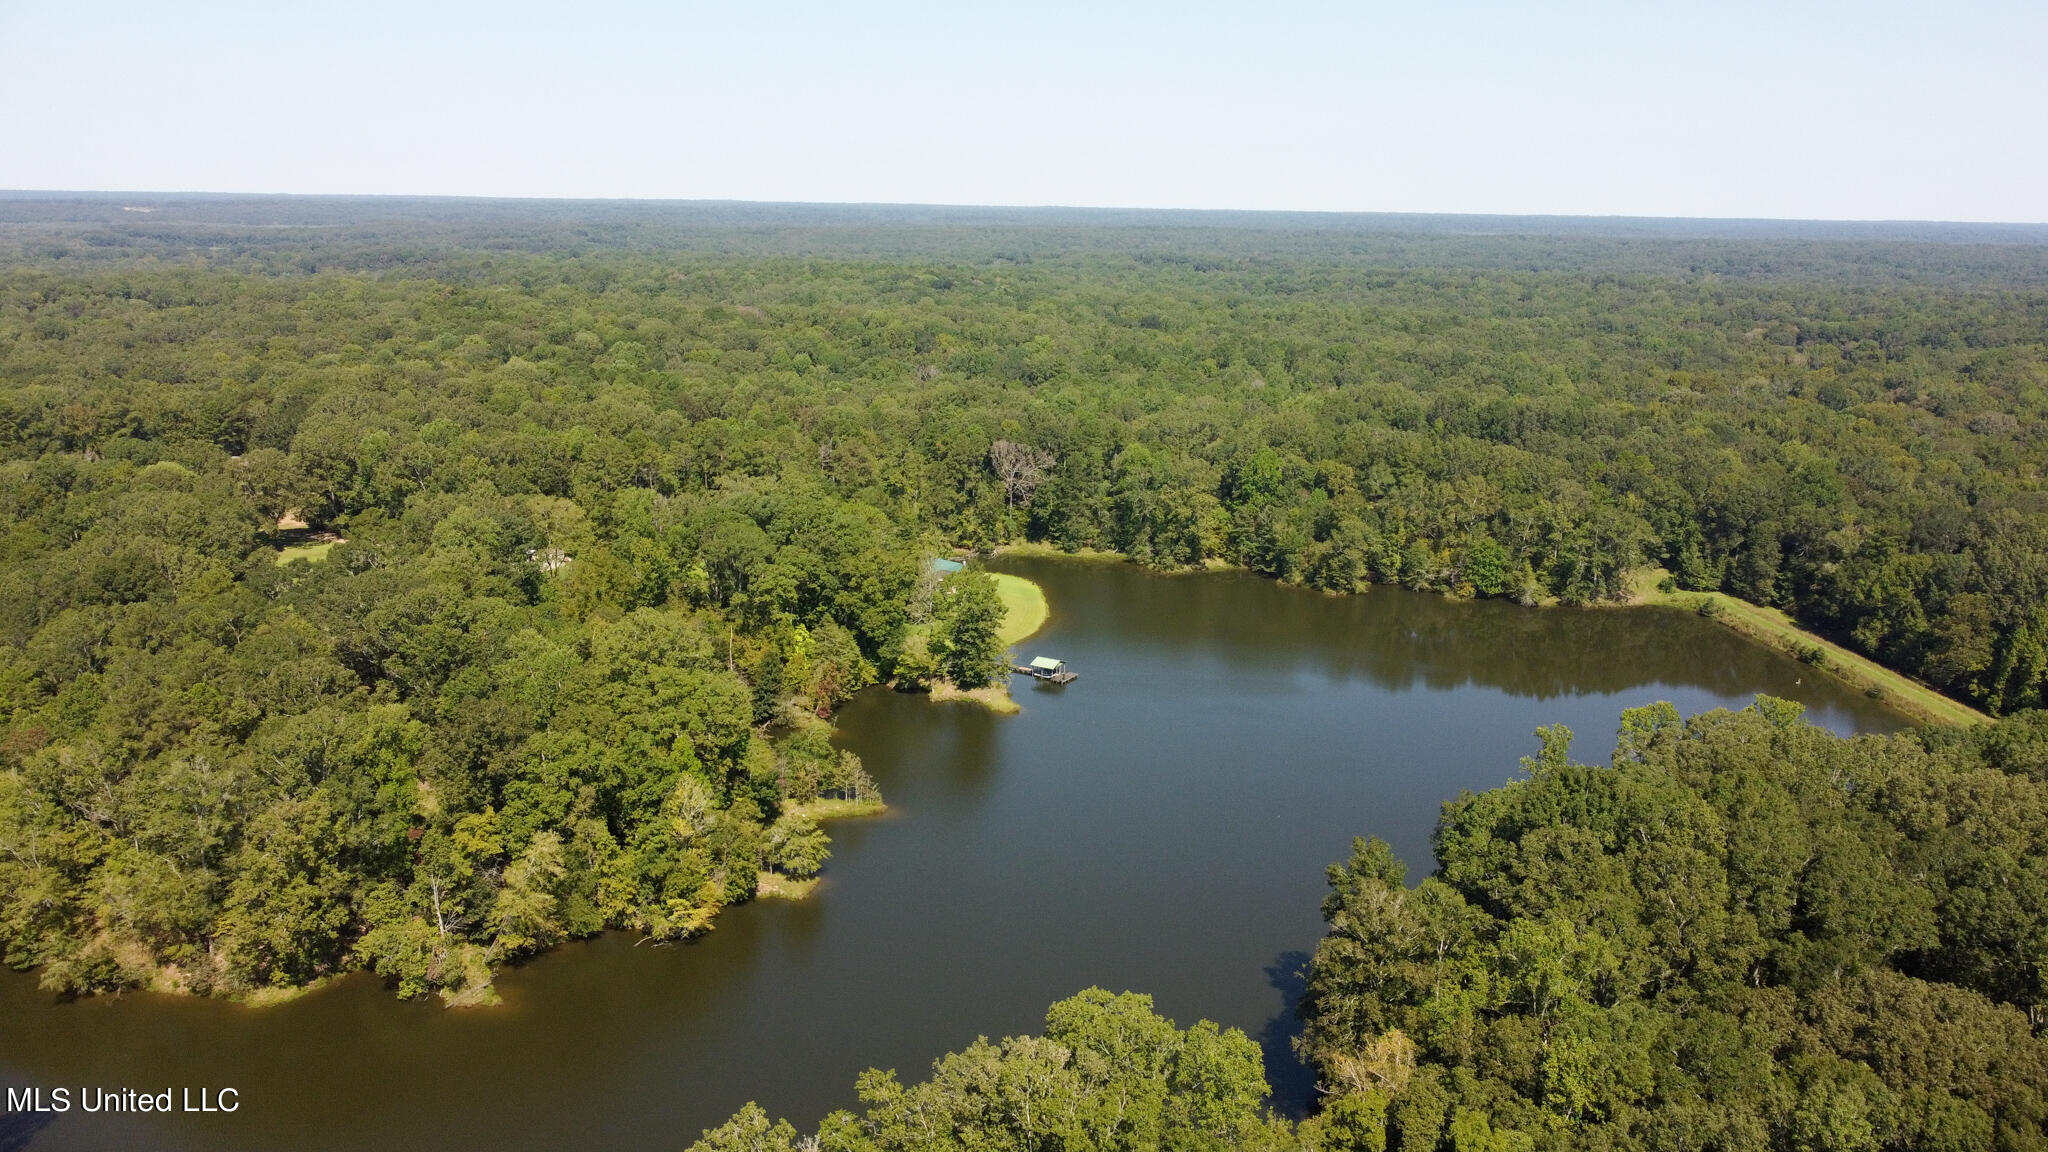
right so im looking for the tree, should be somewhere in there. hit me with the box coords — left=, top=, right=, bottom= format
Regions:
left=216, top=794, right=353, bottom=989
left=697, top=989, right=1290, bottom=1152
left=763, top=813, right=830, bottom=879
left=693, top=1103, right=801, bottom=1152
left=493, top=831, right=568, bottom=956
left=989, top=439, right=1055, bottom=510
left=1463, top=533, right=1510, bottom=598
left=930, top=570, right=1007, bottom=689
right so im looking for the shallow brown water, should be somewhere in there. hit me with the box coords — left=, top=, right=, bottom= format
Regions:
left=0, top=558, right=1903, bottom=1150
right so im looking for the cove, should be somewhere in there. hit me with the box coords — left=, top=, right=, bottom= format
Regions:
left=0, top=556, right=1904, bottom=1152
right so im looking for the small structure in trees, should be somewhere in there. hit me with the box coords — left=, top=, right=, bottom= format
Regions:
left=930, top=557, right=966, bottom=575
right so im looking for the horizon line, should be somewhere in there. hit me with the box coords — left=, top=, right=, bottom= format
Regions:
left=4, top=188, right=2046, bottom=230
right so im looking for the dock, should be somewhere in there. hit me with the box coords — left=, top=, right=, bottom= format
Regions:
left=1014, top=656, right=1078, bottom=685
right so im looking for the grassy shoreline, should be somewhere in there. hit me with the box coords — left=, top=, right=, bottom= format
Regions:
left=926, top=681, right=1021, bottom=714
left=754, top=797, right=889, bottom=901
left=991, top=571, right=1049, bottom=647
left=237, top=973, right=346, bottom=1007
left=992, top=540, right=1128, bottom=564
left=755, top=873, right=821, bottom=901
left=895, top=566, right=1048, bottom=715
left=1624, top=569, right=1988, bottom=728
left=787, top=796, right=888, bottom=821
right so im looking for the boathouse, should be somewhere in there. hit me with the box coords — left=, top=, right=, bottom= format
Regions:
left=1017, top=656, right=1077, bottom=684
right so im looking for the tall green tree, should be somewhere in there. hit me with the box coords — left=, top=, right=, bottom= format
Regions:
left=930, top=570, right=1007, bottom=689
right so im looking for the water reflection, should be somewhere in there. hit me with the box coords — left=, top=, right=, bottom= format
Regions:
left=1024, top=561, right=1895, bottom=727
left=1259, top=952, right=1317, bottom=1116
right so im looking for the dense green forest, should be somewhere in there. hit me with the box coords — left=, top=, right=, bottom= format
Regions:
left=697, top=703, right=2048, bottom=1152
left=6, top=199, right=2047, bottom=712
left=1294, top=701, right=2048, bottom=1152
left=0, top=198, right=2045, bottom=1005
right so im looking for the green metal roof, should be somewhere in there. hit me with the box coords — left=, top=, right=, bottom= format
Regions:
left=931, top=557, right=966, bottom=574
left=1029, top=657, right=1064, bottom=671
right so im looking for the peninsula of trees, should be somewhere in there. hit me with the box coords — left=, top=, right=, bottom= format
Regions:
left=1296, top=699, right=2048, bottom=1151
left=1, top=198, right=2045, bottom=1004
left=694, top=701, right=2048, bottom=1152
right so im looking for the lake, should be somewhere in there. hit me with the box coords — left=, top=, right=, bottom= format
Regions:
left=0, top=557, right=1904, bottom=1151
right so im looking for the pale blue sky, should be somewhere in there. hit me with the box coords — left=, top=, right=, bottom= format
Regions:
left=3, top=0, right=2043, bottom=220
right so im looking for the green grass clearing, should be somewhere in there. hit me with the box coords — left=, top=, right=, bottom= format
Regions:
left=1629, top=569, right=1987, bottom=728
left=928, top=681, right=1021, bottom=714
left=994, top=540, right=1128, bottom=564
left=276, top=541, right=338, bottom=565
left=788, top=797, right=888, bottom=821
left=992, top=572, right=1049, bottom=648
left=755, top=872, right=821, bottom=900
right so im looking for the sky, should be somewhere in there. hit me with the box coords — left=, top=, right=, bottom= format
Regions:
left=2, top=0, right=2044, bottom=221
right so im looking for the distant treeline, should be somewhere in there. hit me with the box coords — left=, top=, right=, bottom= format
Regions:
left=6, top=194, right=2048, bottom=272
left=1, top=209, right=2046, bottom=1003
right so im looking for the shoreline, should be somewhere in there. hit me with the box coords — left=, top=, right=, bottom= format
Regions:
left=990, top=571, right=1050, bottom=647
left=895, top=567, right=1049, bottom=715
left=20, top=552, right=1972, bottom=1010
left=923, top=680, right=1021, bottom=714
left=990, top=542, right=1985, bottom=727
left=1621, top=569, right=1987, bottom=727
left=50, top=793, right=900, bottom=1009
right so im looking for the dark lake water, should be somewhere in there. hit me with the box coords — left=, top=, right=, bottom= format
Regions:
left=0, top=557, right=1904, bottom=1151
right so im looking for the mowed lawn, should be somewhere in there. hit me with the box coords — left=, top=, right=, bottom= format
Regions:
left=276, top=541, right=337, bottom=565
left=992, top=572, right=1049, bottom=648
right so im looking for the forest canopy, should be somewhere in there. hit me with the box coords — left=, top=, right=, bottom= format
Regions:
left=5, top=198, right=2045, bottom=712
left=1, top=198, right=2045, bottom=1005
left=688, top=988, right=1294, bottom=1152
left=1297, top=700, right=2048, bottom=1152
